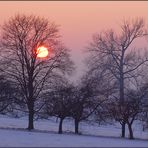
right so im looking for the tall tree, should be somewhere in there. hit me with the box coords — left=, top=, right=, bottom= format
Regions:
left=0, top=14, right=73, bottom=130
left=87, top=18, right=148, bottom=137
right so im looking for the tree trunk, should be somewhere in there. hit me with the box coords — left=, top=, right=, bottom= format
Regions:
left=121, top=122, right=126, bottom=138
left=27, top=78, right=34, bottom=130
left=75, top=119, right=79, bottom=134
left=59, top=118, right=64, bottom=134
left=119, top=53, right=125, bottom=104
left=119, top=66, right=125, bottom=138
left=28, top=109, right=34, bottom=130
left=119, top=77, right=124, bottom=103
left=127, top=123, right=134, bottom=139
left=27, top=99, right=34, bottom=130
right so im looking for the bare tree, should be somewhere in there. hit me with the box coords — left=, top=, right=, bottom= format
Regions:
left=70, top=83, right=95, bottom=134
left=125, top=90, right=143, bottom=139
left=87, top=18, right=148, bottom=137
left=0, top=14, right=74, bottom=130
left=108, top=89, right=143, bottom=139
left=70, top=70, right=111, bottom=134
left=137, top=79, right=148, bottom=131
left=0, top=75, right=17, bottom=114
left=42, top=79, right=74, bottom=134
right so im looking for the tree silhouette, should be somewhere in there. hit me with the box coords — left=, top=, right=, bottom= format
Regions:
left=87, top=18, right=148, bottom=137
left=0, top=14, right=74, bottom=130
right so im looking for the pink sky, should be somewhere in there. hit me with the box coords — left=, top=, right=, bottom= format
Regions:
left=0, top=1, right=148, bottom=80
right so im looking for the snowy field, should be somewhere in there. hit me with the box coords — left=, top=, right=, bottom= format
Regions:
left=0, top=115, right=147, bottom=147
left=0, top=129, right=148, bottom=147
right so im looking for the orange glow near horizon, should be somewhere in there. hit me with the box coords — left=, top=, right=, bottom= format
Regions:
left=36, top=46, right=49, bottom=58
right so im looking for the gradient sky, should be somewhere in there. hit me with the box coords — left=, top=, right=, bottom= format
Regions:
left=0, top=1, right=148, bottom=80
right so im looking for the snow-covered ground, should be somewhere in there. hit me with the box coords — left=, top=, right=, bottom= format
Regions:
left=0, top=115, right=147, bottom=147
left=0, top=128, right=148, bottom=147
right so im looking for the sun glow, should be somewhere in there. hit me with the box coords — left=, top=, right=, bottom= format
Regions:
left=37, top=46, right=49, bottom=58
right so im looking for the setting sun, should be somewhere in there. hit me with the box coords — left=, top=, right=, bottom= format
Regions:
left=36, top=46, right=49, bottom=58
